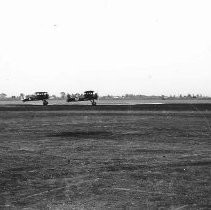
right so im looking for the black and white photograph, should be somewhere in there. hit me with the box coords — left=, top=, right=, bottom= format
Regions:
left=0, top=0, right=210, bottom=209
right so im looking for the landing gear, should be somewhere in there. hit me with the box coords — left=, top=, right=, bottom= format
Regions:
left=91, top=100, right=97, bottom=106
left=43, top=99, right=48, bottom=106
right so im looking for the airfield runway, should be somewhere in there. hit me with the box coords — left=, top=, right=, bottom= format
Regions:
left=0, top=104, right=210, bottom=209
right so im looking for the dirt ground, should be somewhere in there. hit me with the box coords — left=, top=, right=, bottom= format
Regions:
left=0, top=105, right=210, bottom=209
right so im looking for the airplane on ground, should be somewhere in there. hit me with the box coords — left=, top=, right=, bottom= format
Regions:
left=66, top=91, right=98, bottom=106
left=22, top=92, right=49, bottom=106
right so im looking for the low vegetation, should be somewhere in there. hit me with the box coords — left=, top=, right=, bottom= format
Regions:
left=0, top=108, right=210, bottom=209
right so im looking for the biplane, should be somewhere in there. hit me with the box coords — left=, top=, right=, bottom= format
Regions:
left=66, top=91, right=98, bottom=106
left=22, top=92, right=49, bottom=106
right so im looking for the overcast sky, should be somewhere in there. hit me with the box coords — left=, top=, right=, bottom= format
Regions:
left=0, top=0, right=211, bottom=96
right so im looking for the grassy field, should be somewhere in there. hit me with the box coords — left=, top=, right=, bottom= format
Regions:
left=0, top=107, right=210, bottom=209
left=0, top=98, right=211, bottom=106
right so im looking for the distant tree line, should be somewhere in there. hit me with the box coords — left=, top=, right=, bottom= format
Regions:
left=0, top=92, right=210, bottom=101
left=99, top=94, right=210, bottom=100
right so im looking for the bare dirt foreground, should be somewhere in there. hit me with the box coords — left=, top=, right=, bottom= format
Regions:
left=0, top=105, right=210, bottom=209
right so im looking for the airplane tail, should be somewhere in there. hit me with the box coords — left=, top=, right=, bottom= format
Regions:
left=20, top=95, right=25, bottom=101
left=95, top=93, right=99, bottom=100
